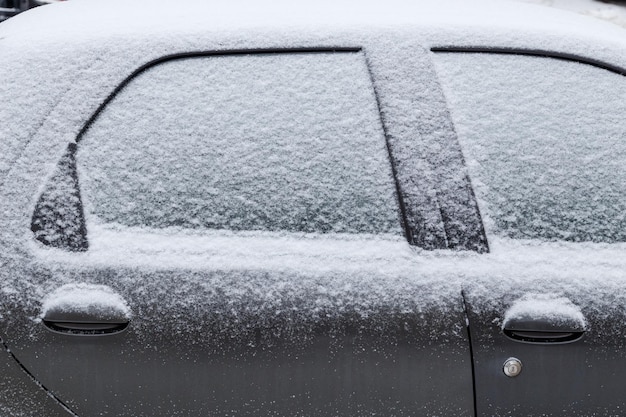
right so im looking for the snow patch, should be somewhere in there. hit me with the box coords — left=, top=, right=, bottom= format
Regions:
left=40, top=283, right=131, bottom=321
left=503, top=293, right=587, bottom=331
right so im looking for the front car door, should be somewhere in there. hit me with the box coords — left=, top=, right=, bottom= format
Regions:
left=0, top=48, right=475, bottom=416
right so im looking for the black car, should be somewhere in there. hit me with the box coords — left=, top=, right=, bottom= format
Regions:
left=1, top=0, right=626, bottom=416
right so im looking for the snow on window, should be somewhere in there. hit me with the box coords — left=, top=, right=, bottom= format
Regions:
left=434, top=53, right=626, bottom=243
left=75, top=52, right=402, bottom=236
left=31, top=144, right=88, bottom=252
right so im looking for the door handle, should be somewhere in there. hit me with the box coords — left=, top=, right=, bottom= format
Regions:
left=41, top=284, right=131, bottom=336
left=503, top=328, right=584, bottom=344
left=42, top=319, right=129, bottom=335
left=502, top=295, right=586, bottom=344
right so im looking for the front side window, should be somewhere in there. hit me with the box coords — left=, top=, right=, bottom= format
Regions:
left=434, top=52, right=626, bottom=243
left=75, top=52, right=402, bottom=236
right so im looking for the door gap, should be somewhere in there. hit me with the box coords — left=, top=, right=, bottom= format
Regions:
left=461, top=290, right=478, bottom=417
left=0, top=336, right=79, bottom=416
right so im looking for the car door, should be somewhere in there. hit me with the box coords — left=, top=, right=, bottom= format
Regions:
left=434, top=49, right=626, bottom=416
left=0, top=49, right=475, bottom=416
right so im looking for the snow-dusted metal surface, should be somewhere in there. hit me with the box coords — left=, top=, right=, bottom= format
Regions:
left=0, top=339, right=73, bottom=416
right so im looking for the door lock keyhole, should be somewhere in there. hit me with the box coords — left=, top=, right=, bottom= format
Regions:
left=503, top=357, right=523, bottom=377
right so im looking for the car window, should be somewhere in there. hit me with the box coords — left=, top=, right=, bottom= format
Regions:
left=434, top=52, right=626, bottom=243
left=74, top=52, right=402, bottom=236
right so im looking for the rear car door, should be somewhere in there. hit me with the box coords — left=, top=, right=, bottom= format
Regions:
left=434, top=50, right=626, bottom=416
left=0, top=50, right=474, bottom=416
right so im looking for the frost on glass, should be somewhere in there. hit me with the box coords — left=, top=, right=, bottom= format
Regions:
left=435, top=53, right=626, bottom=243
left=76, top=52, right=402, bottom=236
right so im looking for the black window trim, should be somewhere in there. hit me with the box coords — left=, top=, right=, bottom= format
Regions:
left=76, top=48, right=367, bottom=142
left=431, top=46, right=626, bottom=76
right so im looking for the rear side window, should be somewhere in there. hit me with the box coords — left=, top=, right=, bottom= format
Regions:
left=75, top=52, right=402, bottom=236
left=434, top=52, right=626, bottom=243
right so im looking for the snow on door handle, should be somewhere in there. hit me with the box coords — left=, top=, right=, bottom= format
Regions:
left=502, top=294, right=586, bottom=344
left=40, top=283, right=131, bottom=336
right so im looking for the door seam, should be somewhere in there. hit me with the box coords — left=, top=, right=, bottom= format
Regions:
left=0, top=336, right=80, bottom=417
left=461, top=290, right=478, bottom=417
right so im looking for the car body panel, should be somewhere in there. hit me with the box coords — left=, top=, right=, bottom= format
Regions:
left=2, top=231, right=475, bottom=415
left=0, top=337, right=73, bottom=416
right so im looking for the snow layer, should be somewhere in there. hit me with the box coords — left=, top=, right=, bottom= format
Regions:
left=434, top=52, right=626, bottom=243
left=502, top=293, right=587, bottom=331
left=76, top=52, right=402, bottom=235
left=0, top=1, right=625, bottom=414
left=31, top=144, right=87, bottom=251
left=1, top=0, right=625, bottom=202
left=40, top=283, right=131, bottom=321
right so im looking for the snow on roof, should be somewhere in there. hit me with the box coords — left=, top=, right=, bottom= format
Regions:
left=2, top=0, right=626, bottom=51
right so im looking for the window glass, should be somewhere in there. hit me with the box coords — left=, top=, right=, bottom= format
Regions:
left=434, top=53, right=626, bottom=243
left=76, top=52, right=402, bottom=235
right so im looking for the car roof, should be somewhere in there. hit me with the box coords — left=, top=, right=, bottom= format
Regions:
left=2, top=0, right=626, bottom=51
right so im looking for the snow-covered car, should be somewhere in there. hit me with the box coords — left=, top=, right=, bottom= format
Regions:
left=1, top=0, right=625, bottom=416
